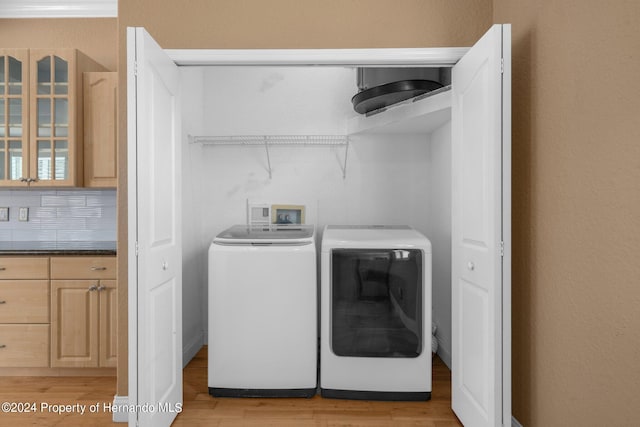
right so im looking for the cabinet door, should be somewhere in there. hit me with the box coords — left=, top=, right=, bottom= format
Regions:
left=50, top=280, right=99, bottom=367
left=99, top=280, right=117, bottom=367
left=0, top=324, right=49, bottom=367
left=30, top=50, right=77, bottom=186
left=84, top=72, right=117, bottom=188
left=0, top=49, right=29, bottom=186
left=0, top=280, right=49, bottom=323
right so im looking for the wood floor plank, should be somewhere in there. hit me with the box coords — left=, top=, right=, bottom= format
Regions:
left=1, top=346, right=462, bottom=426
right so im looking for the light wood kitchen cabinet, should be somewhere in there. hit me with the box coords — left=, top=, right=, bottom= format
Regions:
left=98, top=279, right=117, bottom=367
left=0, top=256, right=49, bottom=279
left=0, top=49, right=29, bottom=187
left=0, top=325, right=49, bottom=368
left=0, top=257, right=50, bottom=368
left=50, top=256, right=116, bottom=368
left=0, top=48, right=104, bottom=187
left=83, top=72, right=117, bottom=188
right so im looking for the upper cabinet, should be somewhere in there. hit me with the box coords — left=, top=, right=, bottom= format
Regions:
left=84, top=72, right=117, bottom=188
left=0, top=49, right=29, bottom=186
left=0, top=48, right=106, bottom=188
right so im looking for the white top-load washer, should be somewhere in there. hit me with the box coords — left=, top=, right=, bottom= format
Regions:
left=321, top=225, right=432, bottom=401
left=208, top=224, right=317, bottom=397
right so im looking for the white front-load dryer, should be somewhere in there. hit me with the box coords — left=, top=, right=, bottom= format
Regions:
left=321, top=225, right=432, bottom=401
left=208, top=224, right=317, bottom=397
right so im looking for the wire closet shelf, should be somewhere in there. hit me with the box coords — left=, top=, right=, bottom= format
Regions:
left=188, top=134, right=350, bottom=179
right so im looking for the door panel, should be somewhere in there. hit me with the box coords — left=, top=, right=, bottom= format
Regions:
left=99, top=280, right=117, bottom=368
left=452, top=24, right=510, bottom=427
left=127, top=27, right=182, bottom=427
left=50, top=280, right=99, bottom=368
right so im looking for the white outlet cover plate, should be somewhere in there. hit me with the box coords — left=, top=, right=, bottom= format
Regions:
left=0, top=207, right=8, bottom=221
left=18, top=207, right=28, bottom=221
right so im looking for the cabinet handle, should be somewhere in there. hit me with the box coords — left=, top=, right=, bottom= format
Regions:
left=97, top=285, right=106, bottom=291
left=0, top=300, right=6, bottom=304
left=0, top=344, right=6, bottom=349
left=0, top=267, right=5, bottom=271
left=88, top=285, right=98, bottom=291
left=91, top=266, right=107, bottom=271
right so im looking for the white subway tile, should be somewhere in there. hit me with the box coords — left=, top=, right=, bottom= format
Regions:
left=12, top=229, right=56, bottom=241
left=41, top=195, right=86, bottom=207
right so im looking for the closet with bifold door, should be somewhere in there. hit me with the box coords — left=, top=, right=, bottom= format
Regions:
left=127, top=24, right=511, bottom=427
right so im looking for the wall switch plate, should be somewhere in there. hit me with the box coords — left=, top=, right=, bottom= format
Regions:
left=18, top=207, right=29, bottom=222
left=0, top=207, right=8, bottom=221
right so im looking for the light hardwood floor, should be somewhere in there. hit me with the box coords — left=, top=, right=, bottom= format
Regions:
left=0, top=346, right=462, bottom=426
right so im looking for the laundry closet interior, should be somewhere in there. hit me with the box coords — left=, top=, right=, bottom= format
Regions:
left=178, top=62, right=456, bottom=367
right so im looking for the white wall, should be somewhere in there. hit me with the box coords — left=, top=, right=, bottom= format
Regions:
left=180, top=67, right=207, bottom=364
left=427, top=122, right=452, bottom=367
left=181, top=65, right=452, bottom=363
left=197, top=66, right=431, bottom=236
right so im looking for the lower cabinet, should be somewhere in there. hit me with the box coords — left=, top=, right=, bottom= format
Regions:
left=0, top=258, right=50, bottom=368
left=50, top=257, right=117, bottom=368
left=0, top=325, right=49, bottom=368
left=0, top=255, right=116, bottom=372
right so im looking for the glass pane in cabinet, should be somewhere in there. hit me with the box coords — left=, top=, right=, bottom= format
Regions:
left=54, top=56, right=68, bottom=95
left=0, top=98, right=4, bottom=137
left=54, top=98, right=68, bottom=137
left=0, top=56, right=4, bottom=95
left=0, top=141, right=4, bottom=179
left=37, top=98, right=51, bottom=137
left=9, top=141, right=23, bottom=180
left=8, top=57, right=22, bottom=95
left=54, top=140, right=69, bottom=180
left=37, top=140, right=52, bottom=180
left=37, top=57, right=51, bottom=95
left=8, top=99, right=22, bottom=137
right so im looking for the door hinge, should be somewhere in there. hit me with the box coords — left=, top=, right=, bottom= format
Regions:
left=135, top=241, right=139, bottom=256
left=501, top=58, right=504, bottom=74
left=500, top=241, right=504, bottom=257
left=133, top=61, right=138, bottom=77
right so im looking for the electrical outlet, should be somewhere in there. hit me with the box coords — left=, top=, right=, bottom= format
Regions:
left=0, top=207, right=8, bottom=221
left=18, top=207, right=29, bottom=222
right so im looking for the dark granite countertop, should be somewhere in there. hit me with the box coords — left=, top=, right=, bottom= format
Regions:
left=0, top=241, right=117, bottom=256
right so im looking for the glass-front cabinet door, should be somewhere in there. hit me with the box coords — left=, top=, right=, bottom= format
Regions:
left=30, top=50, right=77, bottom=186
left=0, top=49, right=29, bottom=186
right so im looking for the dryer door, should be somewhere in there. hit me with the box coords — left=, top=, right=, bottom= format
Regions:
left=330, top=249, right=424, bottom=358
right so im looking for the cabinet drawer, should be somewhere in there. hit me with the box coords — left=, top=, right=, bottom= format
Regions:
left=0, top=258, right=49, bottom=280
left=0, top=324, right=49, bottom=367
left=0, top=281, right=49, bottom=323
left=51, top=257, right=116, bottom=279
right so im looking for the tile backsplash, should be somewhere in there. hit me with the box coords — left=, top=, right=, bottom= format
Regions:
left=0, top=189, right=116, bottom=243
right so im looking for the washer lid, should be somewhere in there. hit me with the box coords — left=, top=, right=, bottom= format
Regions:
left=214, top=224, right=315, bottom=245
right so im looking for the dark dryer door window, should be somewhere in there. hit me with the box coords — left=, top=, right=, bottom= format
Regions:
left=331, top=249, right=423, bottom=358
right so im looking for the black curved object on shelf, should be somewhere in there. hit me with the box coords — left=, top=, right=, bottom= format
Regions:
left=351, top=79, right=444, bottom=114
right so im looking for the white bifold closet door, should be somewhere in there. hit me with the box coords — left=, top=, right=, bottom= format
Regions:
left=127, top=27, right=183, bottom=427
left=451, top=24, right=511, bottom=427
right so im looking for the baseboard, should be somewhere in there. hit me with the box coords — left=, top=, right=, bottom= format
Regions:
left=183, top=331, right=204, bottom=368
left=512, top=415, right=523, bottom=427
left=112, top=395, right=128, bottom=423
left=436, top=343, right=452, bottom=370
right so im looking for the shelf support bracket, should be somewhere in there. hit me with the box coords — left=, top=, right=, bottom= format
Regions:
left=264, top=139, right=273, bottom=179
left=341, top=139, right=349, bottom=180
